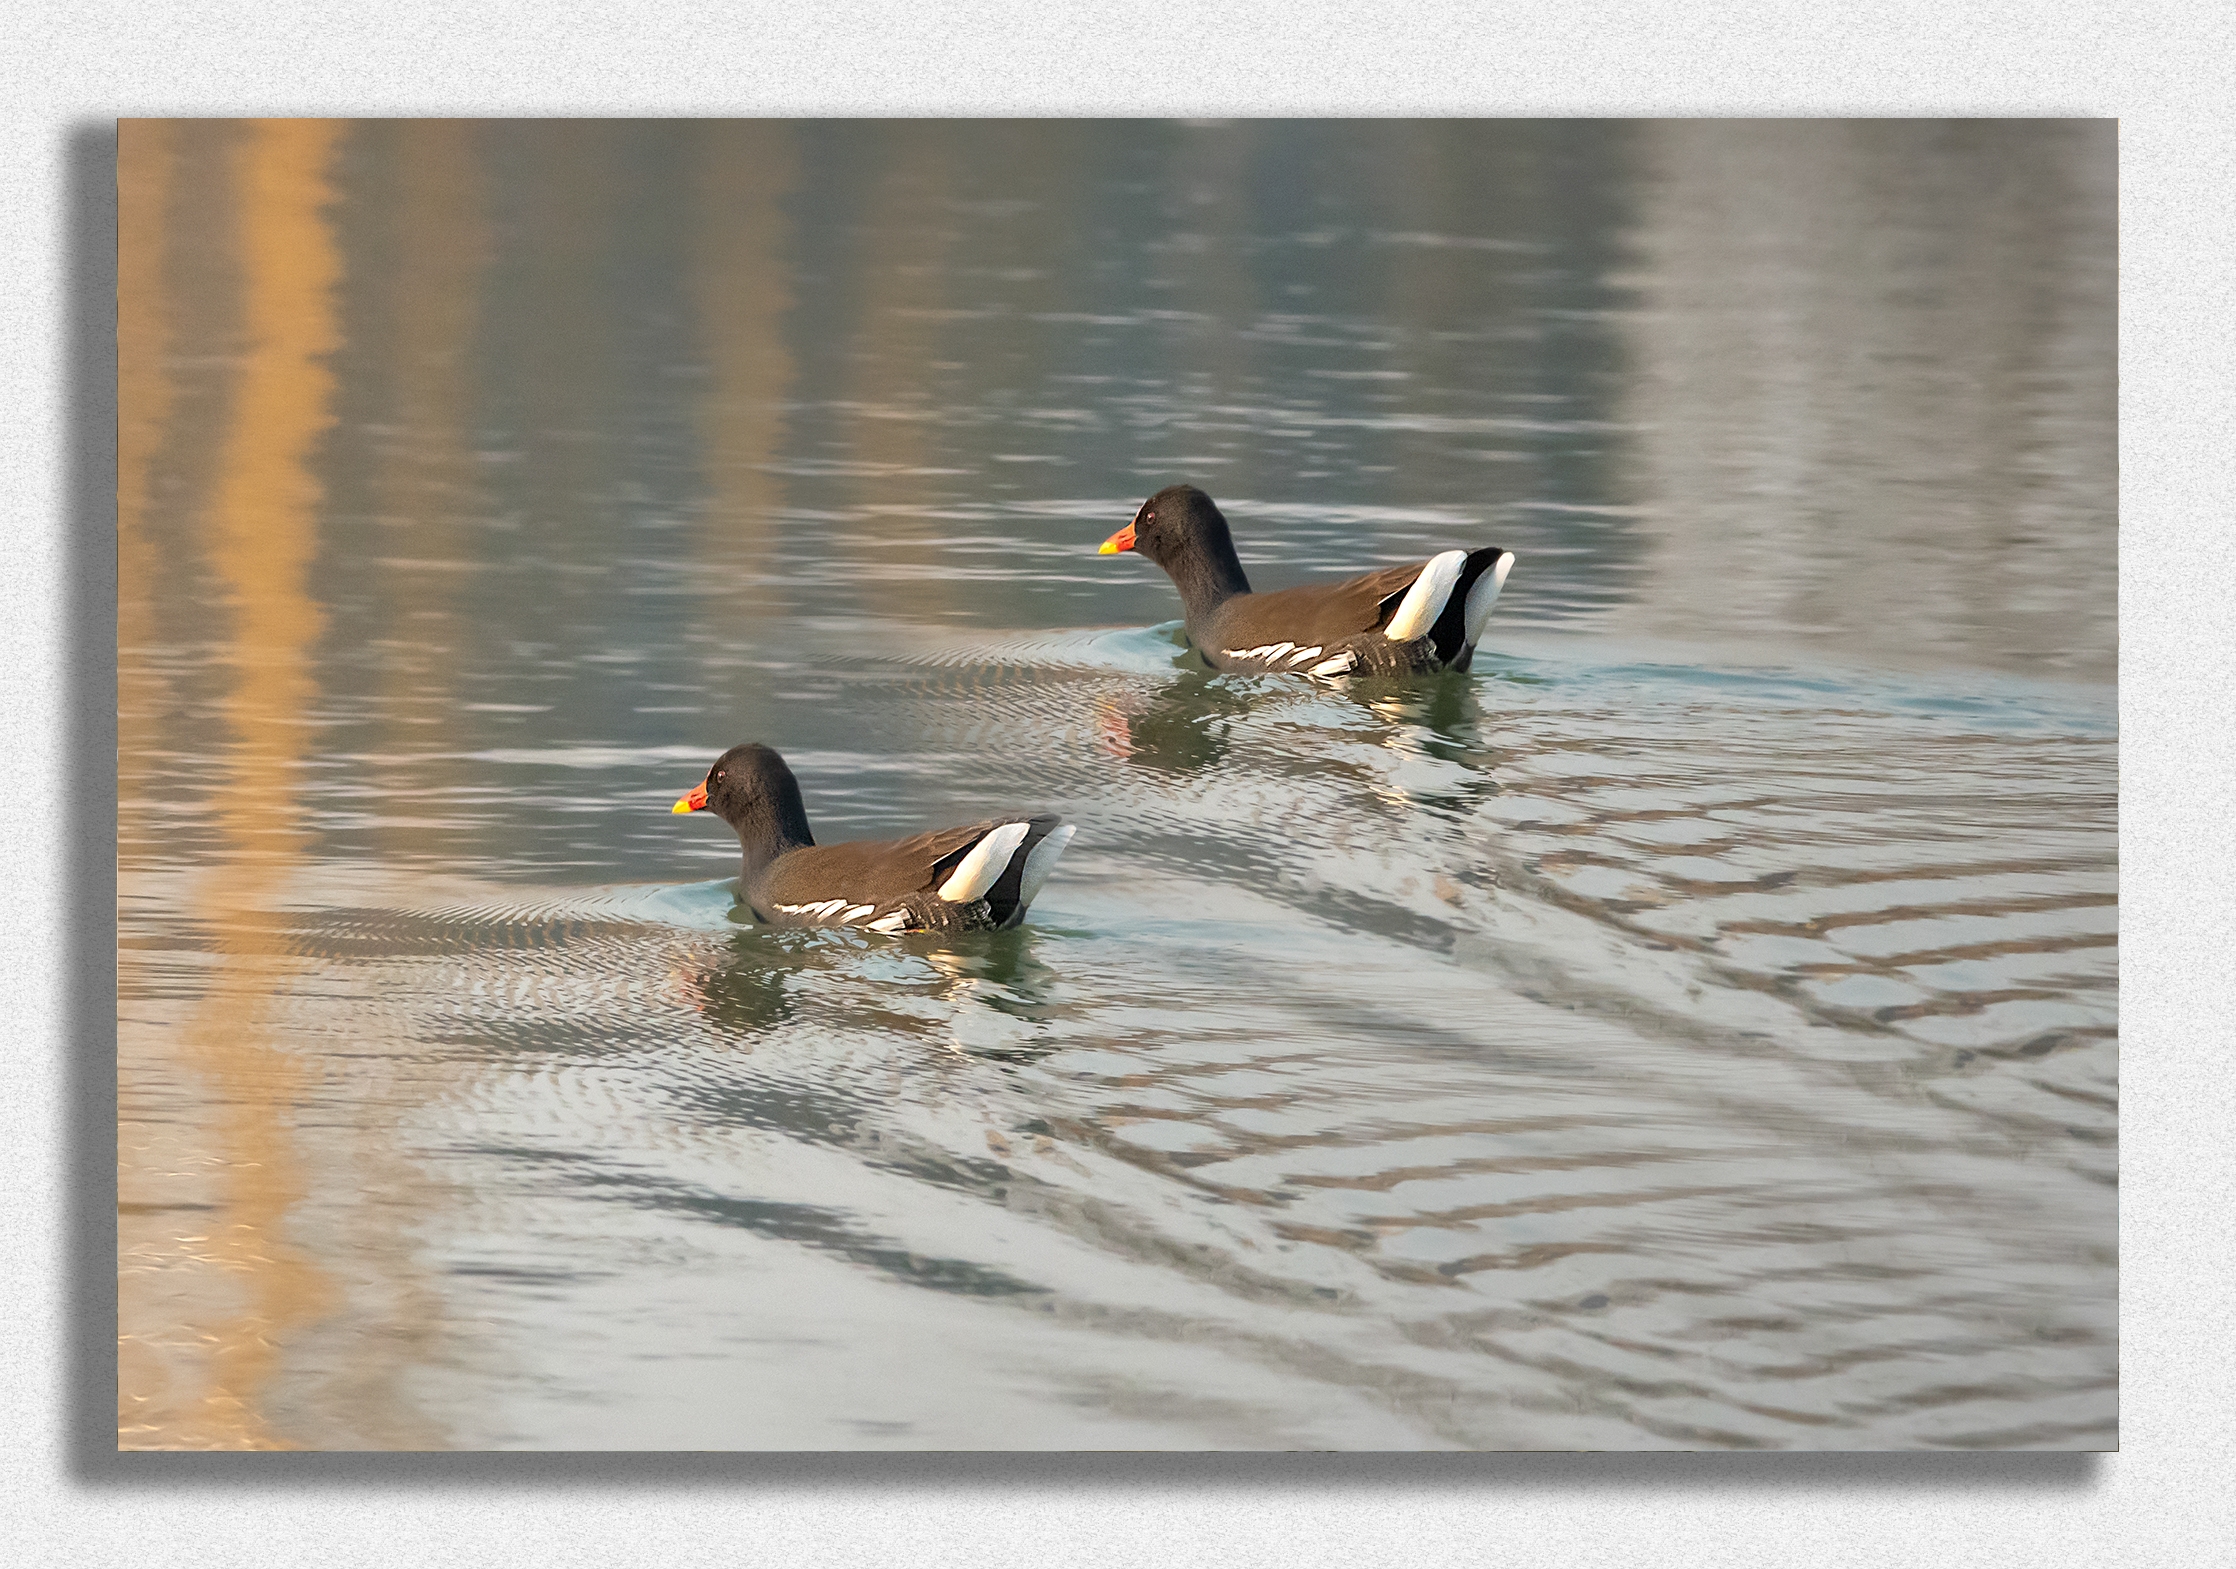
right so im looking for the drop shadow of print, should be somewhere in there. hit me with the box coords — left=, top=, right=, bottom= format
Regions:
left=66, top=118, right=124, bottom=1482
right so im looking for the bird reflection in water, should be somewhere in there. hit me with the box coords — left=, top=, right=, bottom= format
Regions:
left=677, top=923, right=1067, bottom=1064
left=1097, top=663, right=1506, bottom=806
left=1094, top=669, right=1258, bottom=775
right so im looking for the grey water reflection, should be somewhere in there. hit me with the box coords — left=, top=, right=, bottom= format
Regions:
left=118, top=118, right=2115, bottom=1449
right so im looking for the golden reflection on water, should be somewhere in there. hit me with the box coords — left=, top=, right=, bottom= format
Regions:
left=117, top=118, right=345, bottom=1450
left=310, top=120, right=497, bottom=1448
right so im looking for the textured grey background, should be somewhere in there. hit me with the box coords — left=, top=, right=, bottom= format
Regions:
left=7, top=0, right=2232, bottom=1561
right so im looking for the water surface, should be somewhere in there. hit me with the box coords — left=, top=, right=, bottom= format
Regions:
left=117, top=119, right=2116, bottom=1449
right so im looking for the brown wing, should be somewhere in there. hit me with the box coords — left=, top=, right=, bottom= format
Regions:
left=758, top=822, right=995, bottom=909
left=1213, top=562, right=1428, bottom=648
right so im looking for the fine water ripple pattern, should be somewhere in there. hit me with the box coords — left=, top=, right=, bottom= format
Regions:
left=126, top=636, right=2113, bottom=1450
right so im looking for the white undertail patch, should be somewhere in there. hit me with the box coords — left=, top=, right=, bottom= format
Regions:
left=1462, top=551, right=1515, bottom=646
left=937, top=819, right=1031, bottom=903
left=1013, top=823, right=1075, bottom=913
left=1383, top=549, right=1467, bottom=643
left=1221, top=642, right=1329, bottom=670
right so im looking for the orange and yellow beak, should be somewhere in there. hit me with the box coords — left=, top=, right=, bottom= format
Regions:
left=671, top=780, right=709, bottom=814
left=1098, top=520, right=1136, bottom=555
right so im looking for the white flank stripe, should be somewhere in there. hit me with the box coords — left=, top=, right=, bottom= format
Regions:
left=1384, top=549, right=1467, bottom=642
left=1287, top=646, right=1322, bottom=664
left=1310, top=650, right=1359, bottom=677
left=1462, top=550, right=1514, bottom=645
left=1014, top=823, right=1074, bottom=913
left=867, top=911, right=910, bottom=933
left=937, top=820, right=1031, bottom=903
left=841, top=904, right=875, bottom=922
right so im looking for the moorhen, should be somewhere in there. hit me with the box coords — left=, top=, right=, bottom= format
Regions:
left=1100, top=484, right=1514, bottom=677
left=672, top=743, right=1073, bottom=934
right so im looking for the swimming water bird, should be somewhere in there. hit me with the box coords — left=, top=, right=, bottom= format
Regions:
left=1100, top=484, right=1515, bottom=677
left=670, top=743, right=1073, bottom=934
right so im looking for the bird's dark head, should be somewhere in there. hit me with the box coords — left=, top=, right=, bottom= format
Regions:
left=1098, top=487, right=1254, bottom=624
left=1100, top=484, right=1236, bottom=575
left=672, top=742, right=809, bottom=840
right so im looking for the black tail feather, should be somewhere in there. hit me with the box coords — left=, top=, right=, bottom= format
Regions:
left=1427, top=547, right=1510, bottom=669
left=983, top=813, right=1064, bottom=929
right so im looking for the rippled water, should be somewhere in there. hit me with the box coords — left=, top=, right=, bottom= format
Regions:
left=117, top=119, right=2116, bottom=1449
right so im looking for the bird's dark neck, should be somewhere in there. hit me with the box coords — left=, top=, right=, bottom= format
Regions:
left=730, top=791, right=816, bottom=882
left=1166, top=536, right=1252, bottom=629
